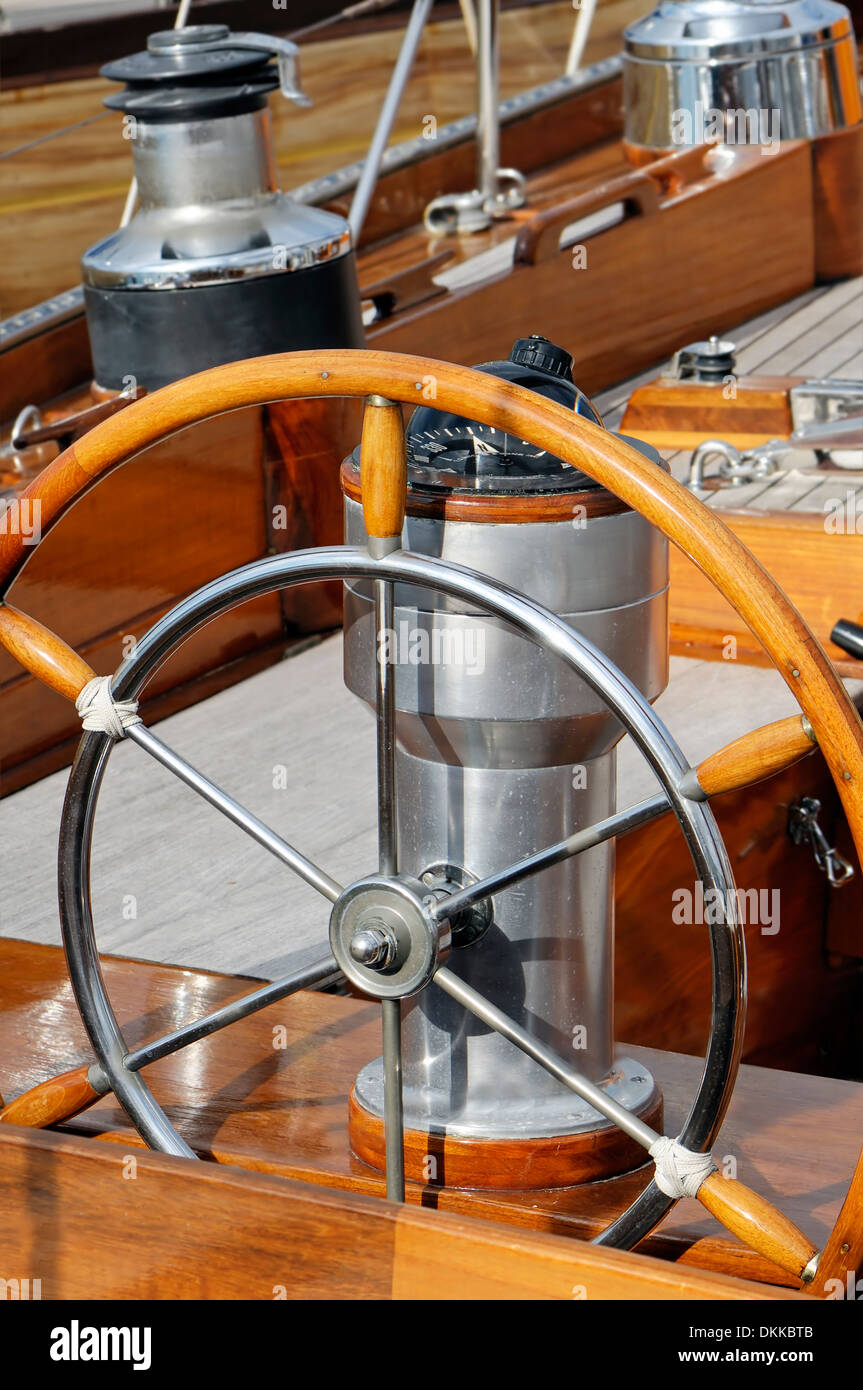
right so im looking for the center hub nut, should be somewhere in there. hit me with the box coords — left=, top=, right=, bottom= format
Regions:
left=329, top=875, right=450, bottom=999
left=348, top=922, right=398, bottom=969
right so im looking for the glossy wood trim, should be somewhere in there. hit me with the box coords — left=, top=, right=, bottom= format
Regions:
left=340, top=460, right=629, bottom=521
left=670, top=622, right=863, bottom=680
left=619, top=376, right=802, bottom=451
left=349, top=1087, right=664, bottom=1190
left=694, top=715, right=817, bottom=797
left=514, top=147, right=717, bottom=266
left=812, top=123, right=863, bottom=280
left=4, top=350, right=863, bottom=881
left=0, top=602, right=95, bottom=702
left=697, top=1172, right=818, bottom=1282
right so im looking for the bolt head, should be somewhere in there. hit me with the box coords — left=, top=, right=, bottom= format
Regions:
left=349, top=925, right=394, bottom=969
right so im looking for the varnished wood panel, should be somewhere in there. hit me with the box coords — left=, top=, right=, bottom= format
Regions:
left=0, top=315, right=91, bottom=421
left=617, top=756, right=860, bottom=1075
left=620, top=376, right=800, bottom=450
left=669, top=511, right=863, bottom=667
left=812, top=125, right=863, bottom=281
left=264, top=396, right=361, bottom=632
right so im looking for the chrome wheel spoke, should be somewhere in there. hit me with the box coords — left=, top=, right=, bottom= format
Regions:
left=374, top=576, right=398, bottom=877
left=433, top=966, right=657, bottom=1150
left=381, top=996, right=406, bottom=1202
left=374, top=572, right=405, bottom=1201
left=430, top=791, right=669, bottom=925
left=127, top=724, right=343, bottom=903
left=124, top=953, right=340, bottom=1072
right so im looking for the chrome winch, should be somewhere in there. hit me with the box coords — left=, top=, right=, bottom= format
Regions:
left=81, top=24, right=364, bottom=391
left=623, top=0, right=862, bottom=155
left=341, top=337, right=670, bottom=1181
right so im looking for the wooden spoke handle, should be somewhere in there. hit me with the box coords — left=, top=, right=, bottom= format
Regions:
left=693, top=714, right=816, bottom=798
left=360, top=395, right=407, bottom=545
left=0, top=1065, right=103, bottom=1129
left=697, top=1172, right=818, bottom=1281
left=0, top=603, right=95, bottom=702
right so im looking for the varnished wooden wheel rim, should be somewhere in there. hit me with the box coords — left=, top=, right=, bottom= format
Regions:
left=3, top=349, right=861, bottom=870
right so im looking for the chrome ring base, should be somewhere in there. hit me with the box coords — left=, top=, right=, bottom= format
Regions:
left=353, top=1052, right=658, bottom=1141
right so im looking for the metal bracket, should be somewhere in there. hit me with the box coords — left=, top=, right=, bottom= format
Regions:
left=790, top=378, right=863, bottom=434
left=788, top=797, right=855, bottom=888
left=789, top=378, right=863, bottom=465
left=687, top=437, right=786, bottom=490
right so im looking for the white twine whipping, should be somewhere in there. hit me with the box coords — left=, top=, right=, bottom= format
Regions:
left=76, top=675, right=141, bottom=739
left=649, top=1135, right=717, bottom=1199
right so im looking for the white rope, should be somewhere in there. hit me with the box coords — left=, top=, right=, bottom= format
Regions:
left=649, top=1135, right=717, bottom=1200
left=76, top=676, right=141, bottom=740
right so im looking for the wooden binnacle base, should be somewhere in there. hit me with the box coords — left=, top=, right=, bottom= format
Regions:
left=349, top=1085, right=664, bottom=1191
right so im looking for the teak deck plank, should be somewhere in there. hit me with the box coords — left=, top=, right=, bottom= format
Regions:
left=0, top=938, right=859, bottom=1289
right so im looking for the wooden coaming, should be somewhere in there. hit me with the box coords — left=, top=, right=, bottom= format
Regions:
left=0, top=1121, right=806, bottom=1301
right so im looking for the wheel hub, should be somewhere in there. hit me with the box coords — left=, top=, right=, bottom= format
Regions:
left=329, top=875, right=451, bottom=998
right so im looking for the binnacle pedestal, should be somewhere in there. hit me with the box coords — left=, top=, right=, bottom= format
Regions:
left=342, top=338, right=670, bottom=1189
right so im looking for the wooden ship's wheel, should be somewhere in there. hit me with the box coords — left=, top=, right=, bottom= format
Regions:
left=2, top=350, right=862, bottom=1295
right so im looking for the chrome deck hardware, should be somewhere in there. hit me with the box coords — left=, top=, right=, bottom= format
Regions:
left=788, top=796, right=855, bottom=887
left=623, top=0, right=862, bottom=154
